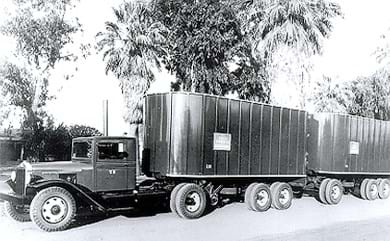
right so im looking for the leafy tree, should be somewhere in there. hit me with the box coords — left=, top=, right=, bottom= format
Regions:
left=43, top=124, right=102, bottom=161
left=311, top=70, right=390, bottom=121
left=154, top=0, right=243, bottom=95
left=347, top=70, right=390, bottom=120
left=96, top=1, right=166, bottom=128
left=68, top=124, right=102, bottom=139
left=242, top=0, right=342, bottom=59
left=310, top=75, right=351, bottom=112
left=0, top=0, right=82, bottom=161
left=239, top=0, right=341, bottom=106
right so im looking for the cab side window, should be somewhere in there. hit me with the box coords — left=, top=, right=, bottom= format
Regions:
left=97, top=142, right=128, bottom=160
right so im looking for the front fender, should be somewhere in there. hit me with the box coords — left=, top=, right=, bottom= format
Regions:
left=29, top=179, right=106, bottom=212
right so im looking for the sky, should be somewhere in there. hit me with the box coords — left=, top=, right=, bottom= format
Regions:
left=1, top=0, right=390, bottom=135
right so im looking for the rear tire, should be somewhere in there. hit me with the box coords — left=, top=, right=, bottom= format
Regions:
left=270, top=182, right=281, bottom=208
left=324, top=179, right=343, bottom=205
left=4, top=201, right=31, bottom=222
left=245, top=183, right=259, bottom=211
left=247, top=183, right=272, bottom=212
left=360, top=179, right=369, bottom=200
left=271, top=182, right=293, bottom=210
left=170, top=183, right=188, bottom=215
left=175, top=184, right=207, bottom=219
left=30, top=187, right=76, bottom=232
left=319, top=178, right=331, bottom=204
left=365, top=179, right=378, bottom=200
left=378, top=179, right=390, bottom=199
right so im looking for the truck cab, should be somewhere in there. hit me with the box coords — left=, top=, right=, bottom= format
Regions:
left=0, top=136, right=143, bottom=232
left=72, top=136, right=137, bottom=192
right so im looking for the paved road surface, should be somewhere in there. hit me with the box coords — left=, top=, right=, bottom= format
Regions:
left=1, top=192, right=390, bottom=241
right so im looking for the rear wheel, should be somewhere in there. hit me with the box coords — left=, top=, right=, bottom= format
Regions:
left=378, top=179, right=390, bottom=199
left=270, top=182, right=281, bottom=208
left=247, top=183, right=272, bottom=212
left=245, top=183, right=259, bottom=211
left=175, top=184, right=207, bottom=219
left=319, top=178, right=331, bottom=204
left=324, top=179, right=343, bottom=205
left=365, top=179, right=378, bottom=200
left=271, top=182, right=293, bottom=210
left=360, top=179, right=369, bottom=200
left=4, top=201, right=31, bottom=222
left=170, top=183, right=188, bottom=215
left=30, top=187, right=76, bottom=232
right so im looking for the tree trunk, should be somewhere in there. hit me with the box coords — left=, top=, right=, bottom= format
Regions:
left=128, top=123, right=142, bottom=176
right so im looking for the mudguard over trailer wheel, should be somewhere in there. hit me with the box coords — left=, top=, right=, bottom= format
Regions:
left=175, top=183, right=207, bottom=219
left=324, top=179, right=343, bottom=205
left=271, top=183, right=293, bottom=210
left=246, top=183, right=272, bottom=212
left=378, top=179, right=390, bottom=199
left=365, top=179, right=378, bottom=200
left=170, top=183, right=188, bottom=215
left=30, top=187, right=76, bottom=232
left=3, top=201, right=31, bottom=222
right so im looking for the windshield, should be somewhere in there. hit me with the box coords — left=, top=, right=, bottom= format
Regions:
left=72, top=140, right=92, bottom=159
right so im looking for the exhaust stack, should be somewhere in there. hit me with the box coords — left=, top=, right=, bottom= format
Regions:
left=103, top=100, right=108, bottom=136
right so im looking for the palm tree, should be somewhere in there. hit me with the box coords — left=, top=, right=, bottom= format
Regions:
left=237, top=0, right=341, bottom=108
left=241, top=0, right=341, bottom=58
left=96, top=1, right=166, bottom=130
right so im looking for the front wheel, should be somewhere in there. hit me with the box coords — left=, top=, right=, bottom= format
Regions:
left=30, top=187, right=76, bottom=232
left=3, top=201, right=31, bottom=222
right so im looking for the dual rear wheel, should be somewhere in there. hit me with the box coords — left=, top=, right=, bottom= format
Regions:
left=318, top=178, right=343, bottom=205
left=245, top=182, right=293, bottom=212
left=360, top=178, right=390, bottom=200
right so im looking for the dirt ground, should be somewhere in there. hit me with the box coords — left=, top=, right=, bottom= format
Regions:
left=1, top=192, right=390, bottom=241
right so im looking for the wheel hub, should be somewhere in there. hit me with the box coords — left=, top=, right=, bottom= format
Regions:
left=370, top=184, right=378, bottom=197
left=384, top=183, right=390, bottom=196
left=185, top=192, right=201, bottom=212
left=256, top=190, right=269, bottom=206
left=41, top=196, right=68, bottom=224
left=279, top=189, right=290, bottom=205
left=331, top=186, right=341, bottom=199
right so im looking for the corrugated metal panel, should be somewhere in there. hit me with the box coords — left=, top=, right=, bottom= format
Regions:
left=308, top=113, right=390, bottom=174
left=144, top=92, right=307, bottom=178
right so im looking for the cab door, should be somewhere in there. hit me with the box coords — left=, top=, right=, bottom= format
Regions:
left=95, top=138, right=136, bottom=192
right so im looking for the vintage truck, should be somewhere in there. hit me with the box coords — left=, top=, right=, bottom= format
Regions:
left=1, top=92, right=390, bottom=232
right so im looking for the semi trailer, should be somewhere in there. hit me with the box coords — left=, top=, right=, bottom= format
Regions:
left=0, top=92, right=389, bottom=232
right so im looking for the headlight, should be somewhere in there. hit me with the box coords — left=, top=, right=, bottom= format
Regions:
left=10, top=171, right=16, bottom=182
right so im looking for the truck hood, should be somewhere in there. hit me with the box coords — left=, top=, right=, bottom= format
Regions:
left=30, top=161, right=92, bottom=175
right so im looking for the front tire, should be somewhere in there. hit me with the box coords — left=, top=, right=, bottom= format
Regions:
left=4, top=201, right=31, bottom=222
left=175, top=183, right=207, bottom=219
left=30, top=187, right=76, bottom=232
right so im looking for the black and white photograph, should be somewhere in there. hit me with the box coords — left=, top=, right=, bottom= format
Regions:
left=1, top=0, right=390, bottom=240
